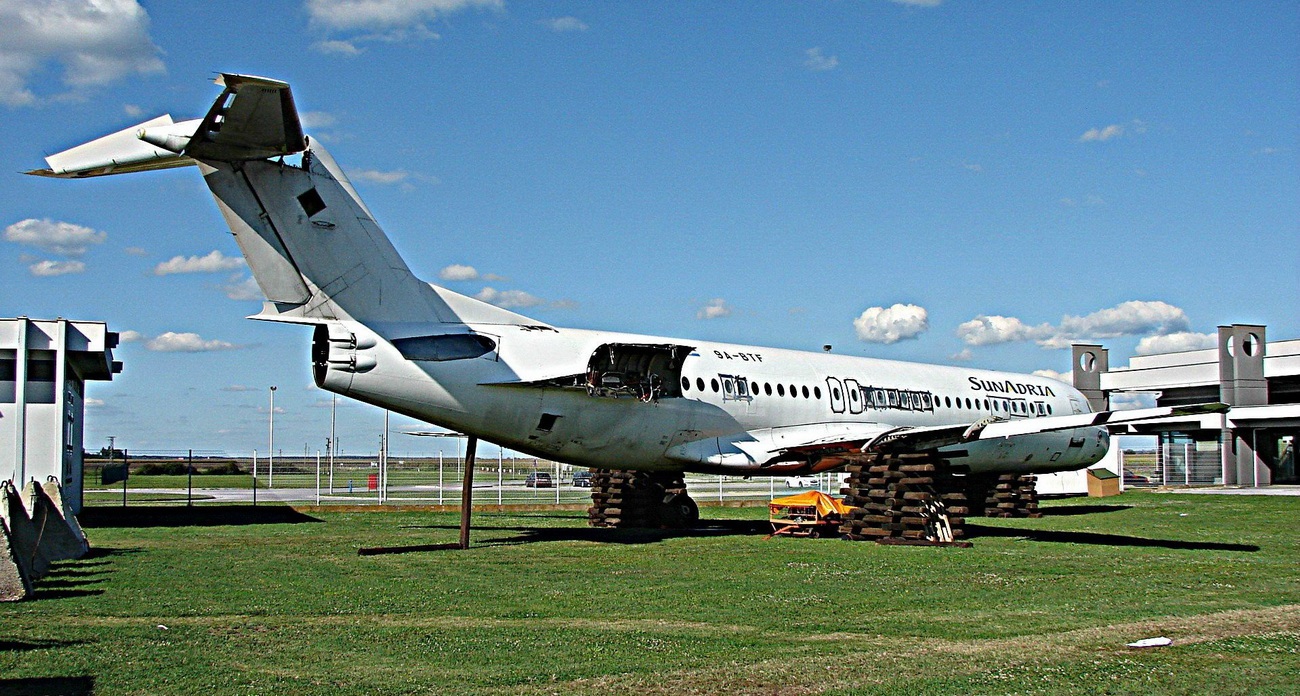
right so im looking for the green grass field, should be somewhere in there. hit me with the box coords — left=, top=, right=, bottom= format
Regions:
left=3, top=492, right=1297, bottom=695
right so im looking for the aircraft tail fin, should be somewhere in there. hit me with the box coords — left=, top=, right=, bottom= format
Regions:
left=29, top=73, right=536, bottom=333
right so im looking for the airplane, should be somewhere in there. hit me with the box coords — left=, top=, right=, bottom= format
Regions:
left=29, top=74, right=1222, bottom=540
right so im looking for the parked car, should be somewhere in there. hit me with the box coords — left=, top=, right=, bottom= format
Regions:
left=524, top=471, right=553, bottom=488
left=785, top=475, right=817, bottom=488
left=572, top=470, right=593, bottom=487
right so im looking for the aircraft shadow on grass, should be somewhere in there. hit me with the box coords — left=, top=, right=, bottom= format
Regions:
left=0, top=676, right=95, bottom=696
left=963, top=524, right=1260, bottom=552
left=79, top=505, right=321, bottom=528
left=359, top=520, right=772, bottom=554
left=1037, top=504, right=1132, bottom=516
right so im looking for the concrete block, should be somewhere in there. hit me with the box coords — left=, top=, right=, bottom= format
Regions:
left=1, top=509, right=34, bottom=601
left=40, top=477, right=90, bottom=559
left=1, top=481, right=51, bottom=580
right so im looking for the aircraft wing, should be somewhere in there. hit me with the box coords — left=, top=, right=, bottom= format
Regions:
left=668, top=402, right=1228, bottom=472
left=850, top=402, right=1229, bottom=454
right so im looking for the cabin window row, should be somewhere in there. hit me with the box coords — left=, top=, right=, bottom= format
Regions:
left=680, top=376, right=822, bottom=401
left=678, top=375, right=1054, bottom=416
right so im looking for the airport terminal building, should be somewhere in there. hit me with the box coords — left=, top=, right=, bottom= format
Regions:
left=1072, top=324, right=1299, bottom=487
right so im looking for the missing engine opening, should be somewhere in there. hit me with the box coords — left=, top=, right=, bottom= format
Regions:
left=584, top=343, right=692, bottom=402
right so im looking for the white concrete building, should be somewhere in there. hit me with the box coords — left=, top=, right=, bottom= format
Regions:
left=1, top=317, right=120, bottom=512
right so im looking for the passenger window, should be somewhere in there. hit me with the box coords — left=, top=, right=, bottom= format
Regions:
left=777, top=384, right=785, bottom=396
left=1047, top=404, right=1053, bottom=415
left=711, top=379, right=719, bottom=393
left=681, top=377, right=690, bottom=392
left=814, top=387, right=822, bottom=399
left=801, top=386, right=809, bottom=398
left=751, top=381, right=760, bottom=396
left=833, top=388, right=841, bottom=400
left=945, top=396, right=951, bottom=408
left=789, top=384, right=797, bottom=397
left=765, top=383, right=772, bottom=395
left=696, top=378, right=705, bottom=392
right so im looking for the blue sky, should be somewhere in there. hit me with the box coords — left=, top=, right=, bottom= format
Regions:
left=2, top=0, right=1296, bottom=458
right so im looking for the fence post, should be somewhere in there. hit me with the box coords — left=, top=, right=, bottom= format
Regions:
left=187, top=449, right=193, bottom=507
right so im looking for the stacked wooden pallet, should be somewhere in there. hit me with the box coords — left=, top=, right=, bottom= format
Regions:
left=839, top=453, right=968, bottom=544
left=980, top=473, right=1041, bottom=518
left=587, top=469, right=690, bottom=528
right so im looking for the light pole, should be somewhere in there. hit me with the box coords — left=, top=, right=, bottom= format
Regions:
left=269, top=386, right=277, bottom=488
left=329, top=393, right=336, bottom=493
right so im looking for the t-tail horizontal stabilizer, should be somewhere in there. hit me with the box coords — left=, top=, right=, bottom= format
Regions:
left=26, top=73, right=304, bottom=178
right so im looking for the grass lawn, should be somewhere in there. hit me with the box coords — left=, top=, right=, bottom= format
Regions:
left=2, top=491, right=1297, bottom=694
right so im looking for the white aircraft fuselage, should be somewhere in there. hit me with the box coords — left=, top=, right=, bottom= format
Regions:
left=32, top=73, right=1118, bottom=481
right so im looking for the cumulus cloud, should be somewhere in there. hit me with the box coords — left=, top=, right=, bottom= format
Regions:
left=4, top=218, right=106, bottom=255
left=145, top=331, right=242, bottom=353
left=1134, top=331, right=1217, bottom=355
left=220, top=274, right=262, bottom=301
left=85, top=397, right=105, bottom=408
left=152, top=250, right=246, bottom=275
left=28, top=259, right=85, bottom=276
left=853, top=304, right=929, bottom=344
left=351, top=168, right=409, bottom=184
left=0, top=0, right=164, bottom=107
left=313, top=39, right=363, bottom=55
left=439, top=264, right=480, bottom=281
left=306, top=0, right=501, bottom=33
left=1032, top=369, right=1072, bottom=385
left=474, top=287, right=544, bottom=309
left=1079, top=124, right=1125, bottom=142
left=1111, top=392, right=1156, bottom=410
left=696, top=298, right=732, bottom=320
left=957, top=300, right=1192, bottom=349
left=117, top=330, right=142, bottom=343
left=542, top=16, right=588, bottom=32
left=299, top=111, right=337, bottom=129
left=803, top=47, right=839, bottom=72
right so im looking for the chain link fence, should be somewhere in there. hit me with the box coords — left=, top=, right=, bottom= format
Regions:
left=81, top=452, right=842, bottom=508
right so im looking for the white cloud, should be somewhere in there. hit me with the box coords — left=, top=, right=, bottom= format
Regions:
left=0, top=0, right=164, bottom=107
left=220, top=275, right=262, bottom=301
left=85, top=397, right=105, bottom=408
left=696, top=298, right=732, bottom=320
left=474, top=287, right=544, bottom=309
left=351, top=168, right=409, bottom=184
left=306, top=0, right=501, bottom=33
left=949, top=348, right=973, bottom=361
left=299, top=111, right=337, bottom=129
left=28, top=259, right=85, bottom=276
left=1079, top=124, right=1124, bottom=142
left=542, top=16, right=588, bottom=32
left=853, top=304, right=928, bottom=344
left=956, top=315, right=1047, bottom=346
left=1055, top=300, right=1190, bottom=342
left=1134, top=331, right=1217, bottom=355
left=152, top=250, right=246, bottom=275
left=4, top=218, right=106, bottom=255
left=439, top=264, right=479, bottom=281
left=145, top=331, right=241, bottom=353
left=122, top=103, right=141, bottom=116
left=1032, top=369, right=1072, bottom=385
left=313, top=39, right=363, bottom=55
left=958, top=301, right=1192, bottom=350
left=803, top=47, right=839, bottom=72
left=117, top=330, right=142, bottom=343
left=1111, top=392, right=1156, bottom=410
